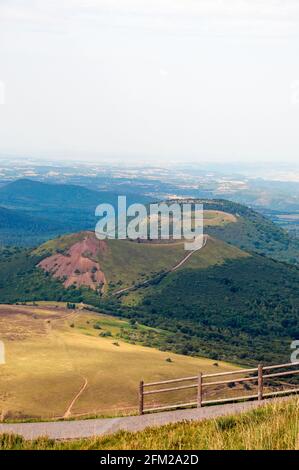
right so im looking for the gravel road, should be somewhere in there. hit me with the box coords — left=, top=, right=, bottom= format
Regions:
left=0, top=398, right=277, bottom=441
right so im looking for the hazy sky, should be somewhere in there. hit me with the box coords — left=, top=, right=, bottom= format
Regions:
left=0, top=1, right=299, bottom=164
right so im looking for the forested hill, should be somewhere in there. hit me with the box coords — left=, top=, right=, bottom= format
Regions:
left=0, top=231, right=298, bottom=365
left=198, top=199, right=299, bottom=265
left=125, top=252, right=299, bottom=365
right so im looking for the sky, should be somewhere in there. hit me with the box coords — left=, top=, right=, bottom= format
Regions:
left=0, top=0, right=299, bottom=165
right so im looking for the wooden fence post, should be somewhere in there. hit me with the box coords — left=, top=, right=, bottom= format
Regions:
left=258, top=364, right=263, bottom=401
left=197, top=373, right=202, bottom=408
left=139, top=380, right=144, bottom=415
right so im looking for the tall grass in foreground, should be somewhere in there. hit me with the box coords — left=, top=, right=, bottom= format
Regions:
left=1, top=398, right=299, bottom=450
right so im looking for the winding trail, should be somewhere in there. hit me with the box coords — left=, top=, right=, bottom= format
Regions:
left=113, top=235, right=208, bottom=296
left=171, top=235, right=207, bottom=272
left=63, top=377, right=88, bottom=419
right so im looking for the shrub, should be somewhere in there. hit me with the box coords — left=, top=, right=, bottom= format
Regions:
left=99, top=331, right=112, bottom=337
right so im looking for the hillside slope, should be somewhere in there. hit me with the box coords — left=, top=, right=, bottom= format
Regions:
left=0, top=178, right=150, bottom=210
left=123, top=252, right=299, bottom=364
left=0, top=304, right=237, bottom=420
left=0, top=228, right=298, bottom=365
left=0, top=206, right=64, bottom=246
left=33, top=231, right=247, bottom=294
left=1, top=180, right=297, bottom=266
left=1, top=192, right=299, bottom=366
left=200, top=199, right=299, bottom=264
left=0, top=229, right=245, bottom=304
left=0, top=179, right=152, bottom=246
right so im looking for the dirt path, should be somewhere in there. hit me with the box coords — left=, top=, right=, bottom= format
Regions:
left=113, top=235, right=208, bottom=296
left=171, top=235, right=207, bottom=271
left=43, top=309, right=88, bottom=419
left=63, top=377, right=88, bottom=419
left=0, top=398, right=285, bottom=440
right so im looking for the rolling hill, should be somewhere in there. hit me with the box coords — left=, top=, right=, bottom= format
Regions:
left=32, top=229, right=247, bottom=294
left=0, top=218, right=298, bottom=365
left=0, top=179, right=298, bottom=268
left=0, top=178, right=150, bottom=210
left=0, top=194, right=298, bottom=366
left=0, top=179, right=152, bottom=246
left=0, top=206, right=64, bottom=246
left=193, top=199, right=299, bottom=265
left=124, top=252, right=299, bottom=364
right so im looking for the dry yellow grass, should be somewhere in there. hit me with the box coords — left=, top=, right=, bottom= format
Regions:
left=0, top=304, right=238, bottom=421
left=1, top=398, right=298, bottom=450
left=203, top=210, right=237, bottom=226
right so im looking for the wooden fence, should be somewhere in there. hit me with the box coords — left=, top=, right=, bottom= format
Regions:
left=139, top=361, right=299, bottom=415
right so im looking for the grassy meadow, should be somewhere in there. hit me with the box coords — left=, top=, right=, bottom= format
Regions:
left=0, top=303, right=237, bottom=421
left=99, top=239, right=186, bottom=291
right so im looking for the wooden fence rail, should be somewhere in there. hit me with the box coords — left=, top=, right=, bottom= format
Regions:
left=139, top=361, right=299, bottom=415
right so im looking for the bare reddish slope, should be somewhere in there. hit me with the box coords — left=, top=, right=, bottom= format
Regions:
left=38, top=234, right=108, bottom=291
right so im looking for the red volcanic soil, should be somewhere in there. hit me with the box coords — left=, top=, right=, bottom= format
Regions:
left=38, top=235, right=108, bottom=291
